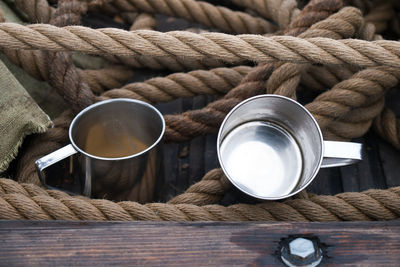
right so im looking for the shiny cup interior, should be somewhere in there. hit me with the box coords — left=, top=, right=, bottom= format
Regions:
left=70, top=99, right=165, bottom=159
left=217, top=95, right=324, bottom=200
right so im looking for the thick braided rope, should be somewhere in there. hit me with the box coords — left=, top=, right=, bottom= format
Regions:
left=119, top=11, right=223, bottom=72
left=103, top=66, right=252, bottom=103
left=231, top=0, right=300, bottom=29
left=14, top=0, right=223, bottom=72
left=162, top=5, right=364, bottom=141
left=2, top=24, right=400, bottom=68
left=45, top=0, right=98, bottom=114
left=77, top=66, right=134, bottom=94
left=41, top=2, right=222, bottom=112
left=116, top=8, right=389, bottom=142
left=51, top=0, right=90, bottom=26
left=307, top=66, right=400, bottom=140
left=263, top=0, right=366, bottom=99
left=15, top=0, right=54, bottom=23
left=266, top=6, right=361, bottom=99
left=16, top=0, right=219, bottom=72
left=167, top=169, right=231, bottom=206
left=292, top=23, right=395, bottom=140
left=299, top=20, right=379, bottom=92
left=161, top=5, right=389, bottom=142
left=0, top=178, right=399, bottom=221
left=103, top=12, right=224, bottom=71
left=105, top=9, right=226, bottom=72
left=298, top=24, right=379, bottom=98
left=103, top=0, right=276, bottom=34
left=1, top=1, right=133, bottom=95
left=285, top=0, right=344, bottom=36
left=122, top=1, right=344, bottom=101
left=1, top=48, right=133, bottom=94
left=14, top=0, right=112, bottom=23
left=302, top=64, right=360, bottom=91
left=118, top=10, right=187, bottom=71
left=14, top=0, right=218, bottom=71
left=272, top=35, right=393, bottom=141
left=105, top=49, right=225, bottom=71
left=269, top=9, right=396, bottom=140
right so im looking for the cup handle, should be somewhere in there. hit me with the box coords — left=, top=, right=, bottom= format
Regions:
left=35, top=144, right=78, bottom=187
left=321, top=141, right=362, bottom=168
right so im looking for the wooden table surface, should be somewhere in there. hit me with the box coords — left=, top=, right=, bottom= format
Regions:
left=0, top=220, right=399, bottom=266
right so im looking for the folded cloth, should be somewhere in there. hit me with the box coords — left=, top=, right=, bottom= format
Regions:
left=0, top=59, right=52, bottom=172
left=0, top=0, right=68, bottom=119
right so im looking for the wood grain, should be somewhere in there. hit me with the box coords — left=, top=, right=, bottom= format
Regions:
left=0, top=220, right=399, bottom=266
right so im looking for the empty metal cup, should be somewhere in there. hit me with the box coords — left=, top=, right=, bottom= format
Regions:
left=217, top=95, right=362, bottom=200
left=35, top=99, right=165, bottom=202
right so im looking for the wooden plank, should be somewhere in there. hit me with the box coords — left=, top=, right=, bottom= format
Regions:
left=157, top=99, right=183, bottom=202
left=361, top=132, right=387, bottom=190
left=188, top=96, right=207, bottom=186
left=0, top=221, right=399, bottom=266
left=308, top=168, right=343, bottom=195
left=204, top=95, right=219, bottom=174
left=378, top=138, right=400, bottom=188
left=340, top=164, right=361, bottom=192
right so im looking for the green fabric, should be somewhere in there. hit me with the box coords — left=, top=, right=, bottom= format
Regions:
left=0, top=53, right=69, bottom=119
left=72, top=53, right=111, bottom=70
left=0, top=59, right=52, bottom=172
left=0, top=1, right=22, bottom=23
left=0, top=0, right=68, bottom=119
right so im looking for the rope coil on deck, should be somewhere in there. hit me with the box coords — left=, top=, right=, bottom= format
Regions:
left=0, top=0, right=399, bottom=221
left=0, top=177, right=399, bottom=221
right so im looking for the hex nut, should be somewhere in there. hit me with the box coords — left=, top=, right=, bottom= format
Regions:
left=289, top=238, right=315, bottom=259
left=281, top=237, right=323, bottom=267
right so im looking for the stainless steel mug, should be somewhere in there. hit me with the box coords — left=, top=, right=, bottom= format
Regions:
left=36, top=98, right=165, bottom=202
left=217, top=94, right=362, bottom=200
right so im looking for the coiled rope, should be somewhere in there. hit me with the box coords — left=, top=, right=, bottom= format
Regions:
left=0, top=0, right=399, bottom=222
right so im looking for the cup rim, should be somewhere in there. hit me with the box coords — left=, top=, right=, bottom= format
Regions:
left=217, top=94, right=324, bottom=200
left=69, top=98, right=165, bottom=161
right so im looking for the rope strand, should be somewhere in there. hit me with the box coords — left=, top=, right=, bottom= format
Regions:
left=0, top=178, right=399, bottom=221
left=105, top=0, right=276, bottom=34
left=103, top=66, right=252, bottom=102
left=1, top=23, right=400, bottom=68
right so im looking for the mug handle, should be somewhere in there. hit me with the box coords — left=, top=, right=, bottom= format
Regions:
left=321, top=141, right=362, bottom=168
left=35, top=144, right=78, bottom=187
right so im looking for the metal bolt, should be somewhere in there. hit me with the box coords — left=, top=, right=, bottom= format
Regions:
left=281, top=237, right=323, bottom=267
left=289, top=238, right=315, bottom=258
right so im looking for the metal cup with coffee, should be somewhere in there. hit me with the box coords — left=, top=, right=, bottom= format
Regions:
left=35, top=99, right=165, bottom=202
left=217, top=94, right=362, bottom=200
